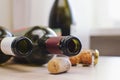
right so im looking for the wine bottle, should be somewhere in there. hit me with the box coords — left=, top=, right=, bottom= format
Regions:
left=0, top=26, right=33, bottom=64
left=13, top=26, right=57, bottom=64
left=13, top=26, right=82, bottom=65
left=49, top=0, right=73, bottom=36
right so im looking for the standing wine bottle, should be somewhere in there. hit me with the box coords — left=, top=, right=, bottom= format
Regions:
left=0, top=26, right=33, bottom=64
left=13, top=26, right=82, bottom=65
left=49, top=0, right=73, bottom=36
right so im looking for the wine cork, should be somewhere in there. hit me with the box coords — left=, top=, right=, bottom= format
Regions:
left=69, top=56, right=79, bottom=66
left=79, top=50, right=92, bottom=66
left=69, top=49, right=99, bottom=66
left=47, top=57, right=71, bottom=74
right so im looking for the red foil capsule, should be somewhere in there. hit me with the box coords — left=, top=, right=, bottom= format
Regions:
left=46, top=37, right=63, bottom=54
left=45, top=36, right=82, bottom=56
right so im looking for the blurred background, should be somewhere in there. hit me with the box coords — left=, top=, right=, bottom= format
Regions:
left=1, top=0, right=120, bottom=56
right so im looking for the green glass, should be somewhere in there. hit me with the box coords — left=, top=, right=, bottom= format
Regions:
left=49, top=0, right=73, bottom=36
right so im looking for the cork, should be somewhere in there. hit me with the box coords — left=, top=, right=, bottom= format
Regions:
left=69, top=49, right=99, bottom=66
left=47, top=57, right=71, bottom=74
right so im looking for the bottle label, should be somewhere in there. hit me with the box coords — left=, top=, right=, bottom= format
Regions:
left=46, top=37, right=63, bottom=54
left=1, top=37, right=16, bottom=56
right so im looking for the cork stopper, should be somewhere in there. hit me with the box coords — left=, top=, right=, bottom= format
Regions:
left=69, top=49, right=99, bottom=66
left=47, top=57, right=71, bottom=74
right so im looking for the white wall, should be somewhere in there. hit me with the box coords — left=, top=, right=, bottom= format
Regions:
left=30, top=0, right=54, bottom=26
left=69, top=0, right=93, bottom=49
left=13, top=0, right=31, bottom=30
left=0, top=0, right=12, bottom=30
left=13, top=0, right=54, bottom=29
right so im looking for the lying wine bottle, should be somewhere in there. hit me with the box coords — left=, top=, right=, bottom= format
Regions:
left=13, top=26, right=82, bottom=65
left=0, top=26, right=33, bottom=64
left=13, top=26, right=57, bottom=64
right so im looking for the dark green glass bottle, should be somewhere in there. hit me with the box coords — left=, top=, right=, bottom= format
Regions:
left=13, top=26, right=57, bottom=65
left=0, top=26, right=33, bottom=64
left=49, top=0, right=73, bottom=36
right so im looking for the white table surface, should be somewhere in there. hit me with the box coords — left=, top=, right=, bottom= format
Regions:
left=0, top=56, right=120, bottom=80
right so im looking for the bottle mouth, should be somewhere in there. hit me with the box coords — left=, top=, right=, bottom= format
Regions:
left=68, top=38, right=80, bottom=53
left=62, top=36, right=82, bottom=56
left=12, top=37, right=33, bottom=57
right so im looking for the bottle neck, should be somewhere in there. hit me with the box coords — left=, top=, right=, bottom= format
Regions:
left=1, top=36, right=32, bottom=57
left=45, top=36, right=82, bottom=56
left=46, top=37, right=62, bottom=55
left=12, top=36, right=33, bottom=57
